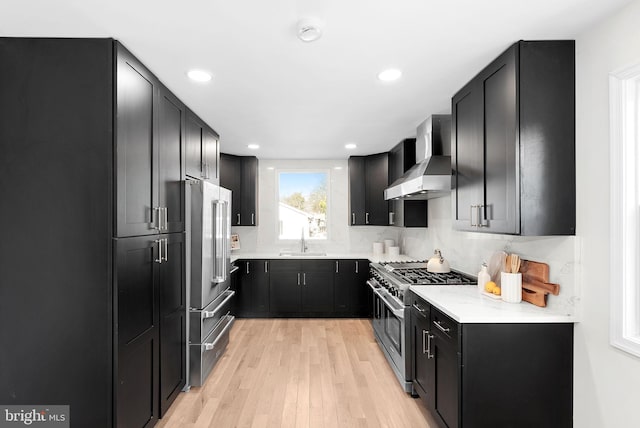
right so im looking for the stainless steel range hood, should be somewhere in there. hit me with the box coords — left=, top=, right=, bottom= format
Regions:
left=384, top=115, right=452, bottom=200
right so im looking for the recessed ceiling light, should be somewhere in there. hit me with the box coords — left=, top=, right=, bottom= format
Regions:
left=297, top=18, right=324, bottom=42
left=247, top=144, right=260, bottom=150
left=378, top=69, right=402, bottom=82
left=345, top=143, right=357, bottom=150
left=187, top=69, right=212, bottom=82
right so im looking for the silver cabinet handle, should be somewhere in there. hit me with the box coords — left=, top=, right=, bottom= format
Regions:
left=303, top=273, right=306, bottom=285
left=251, top=213, right=255, bottom=225
left=264, top=261, right=268, bottom=273
left=365, top=212, right=370, bottom=224
left=203, top=315, right=235, bottom=351
left=412, top=303, right=427, bottom=314
left=246, top=262, right=250, bottom=275
left=422, top=330, right=428, bottom=354
left=202, top=291, right=236, bottom=318
left=470, top=204, right=477, bottom=227
left=433, top=320, right=451, bottom=333
left=355, top=261, right=359, bottom=274
left=352, top=213, right=356, bottom=224
left=389, top=212, right=395, bottom=225
left=426, top=331, right=434, bottom=359
left=152, top=207, right=161, bottom=230
left=154, top=239, right=163, bottom=264
left=163, top=238, right=168, bottom=262
left=163, top=207, right=168, bottom=231
left=237, top=213, right=241, bottom=225
left=336, top=261, right=339, bottom=273
left=297, top=273, right=300, bottom=286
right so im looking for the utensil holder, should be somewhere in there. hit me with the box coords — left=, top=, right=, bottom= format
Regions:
left=501, top=272, right=522, bottom=303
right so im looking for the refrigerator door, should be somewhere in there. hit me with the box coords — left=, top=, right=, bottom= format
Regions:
left=187, top=180, right=232, bottom=309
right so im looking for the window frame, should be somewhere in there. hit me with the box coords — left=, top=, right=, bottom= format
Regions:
left=275, top=168, right=331, bottom=241
left=609, top=60, right=640, bottom=358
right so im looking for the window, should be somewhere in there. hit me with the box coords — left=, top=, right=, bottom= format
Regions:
left=278, top=171, right=328, bottom=240
left=610, top=61, right=640, bottom=357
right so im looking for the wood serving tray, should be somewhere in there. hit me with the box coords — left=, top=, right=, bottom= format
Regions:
left=519, top=260, right=560, bottom=307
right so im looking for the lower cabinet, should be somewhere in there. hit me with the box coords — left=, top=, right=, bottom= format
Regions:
left=334, top=259, right=371, bottom=316
left=236, top=259, right=270, bottom=317
left=115, top=233, right=185, bottom=427
left=410, top=292, right=573, bottom=428
left=235, top=258, right=369, bottom=317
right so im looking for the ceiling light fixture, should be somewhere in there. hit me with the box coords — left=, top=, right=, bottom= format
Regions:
left=247, top=144, right=260, bottom=150
left=345, top=143, right=357, bottom=150
left=378, top=68, right=402, bottom=82
left=187, top=69, right=212, bottom=82
left=297, top=18, right=324, bottom=42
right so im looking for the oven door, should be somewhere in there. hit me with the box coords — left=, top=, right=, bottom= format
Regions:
left=383, top=301, right=403, bottom=356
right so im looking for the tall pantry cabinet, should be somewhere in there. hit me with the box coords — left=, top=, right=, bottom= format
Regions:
left=0, top=38, right=207, bottom=427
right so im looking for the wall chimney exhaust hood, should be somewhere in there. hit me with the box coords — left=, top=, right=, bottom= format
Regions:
left=384, top=114, right=452, bottom=200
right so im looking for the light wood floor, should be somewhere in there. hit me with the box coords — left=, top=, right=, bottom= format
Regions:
left=157, top=318, right=435, bottom=428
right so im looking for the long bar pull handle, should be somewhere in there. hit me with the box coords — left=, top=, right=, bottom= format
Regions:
left=154, top=239, right=163, bottom=264
left=303, top=273, right=306, bottom=285
left=163, top=207, right=168, bottom=231
left=336, top=261, right=339, bottom=273
left=469, top=205, right=476, bottom=227
left=389, top=212, right=395, bottom=225
left=251, top=213, right=255, bottom=225
left=433, top=320, right=450, bottom=333
left=152, top=207, right=161, bottom=230
left=365, top=212, right=370, bottom=224
left=202, top=291, right=236, bottom=318
left=163, top=238, right=168, bottom=262
left=246, top=262, right=250, bottom=275
left=352, top=213, right=356, bottom=225
left=355, top=261, right=359, bottom=274
left=297, top=273, right=300, bottom=286
left=237, top=213, right=241, bottom=225
left=264, top=261, right=268, bottom=273
left=422, top=330, right=428, bottom=354
left=426, top=331, right=434, bottom=359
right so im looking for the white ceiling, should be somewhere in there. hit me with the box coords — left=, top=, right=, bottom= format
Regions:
left=1, top=0, right=631, bottom=159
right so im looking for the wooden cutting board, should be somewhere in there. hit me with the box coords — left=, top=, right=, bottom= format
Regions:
left=519, top=260, right=560, bottom=307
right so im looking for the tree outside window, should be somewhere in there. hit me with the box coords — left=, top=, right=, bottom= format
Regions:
left=278, top=172, right=328, bottom=239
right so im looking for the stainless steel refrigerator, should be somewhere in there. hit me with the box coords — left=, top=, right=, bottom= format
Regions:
left=185, top=179, right=235, bottom=388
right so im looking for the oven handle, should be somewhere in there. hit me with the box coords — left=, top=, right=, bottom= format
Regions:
left=370, top=287, right=405, bottom=320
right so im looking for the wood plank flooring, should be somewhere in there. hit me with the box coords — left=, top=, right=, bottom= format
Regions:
left=157, top=318, right=436, bottom=428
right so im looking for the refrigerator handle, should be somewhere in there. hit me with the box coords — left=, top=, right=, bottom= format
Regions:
left=211, top=200, right=228, bottom=283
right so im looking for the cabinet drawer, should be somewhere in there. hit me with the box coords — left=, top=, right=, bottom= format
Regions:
left=189, top=314, right=234, bottom=387
left=431, top=308, right=458, bottom=341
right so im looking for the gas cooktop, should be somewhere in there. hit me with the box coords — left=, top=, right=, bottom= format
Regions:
left=373, top=260, right=476, bottom=286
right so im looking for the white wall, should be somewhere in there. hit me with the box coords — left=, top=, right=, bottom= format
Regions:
left=572, top=1, right=640, bottom=426
left=231, top=159, right=401, bottom=254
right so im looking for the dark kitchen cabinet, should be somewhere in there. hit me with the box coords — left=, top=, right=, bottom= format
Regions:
left=115, top=236, right=161, bottom=428
left=349, top=153, right=389, bottom=225
left=158, top=234, right=186, bottom=417
left=0, top=38, right=213, bottom=427
left=268, top=259, right=334, bottom=316
left=409, top=292, right=573, bottom=428
left=237, top=260, right=270, bottom=316
left=452, top=40, right=575, bottom=235
left=220, top=153, right=258, bottom=226
left=334, top=259, right=370, bottom=316
left=388, top=139, right=428, bottom=227
left=186, top=108, right=220, bottom=184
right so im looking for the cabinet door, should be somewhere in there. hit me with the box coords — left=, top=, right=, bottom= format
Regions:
left=301, top=260, right=334, bottom=313
left=185, top=110, right=203, bottom=179
left=158, top=88, right=185, bottom=233
left=270, top=260, right=301, bottom=314
left=353, top=260, right=371, bottom=316
left=236, top=261, right=253, bottom=317
left=452, top=80, right=484, bottom=231
left=220, top=154, right=242, bottom=226
left=481, top=47, right=518, bottom=234
left=115, top=236, right=161, bottom=428
left=240, top=156, right=258, bottom=226
left=202, top=126, right=219, bottom=184
left=251, top=260, right=270, bottom=314
left=431, top=310, right=460, bottom=428
left=364, top=153, right=389, bottom=225
left=348, top=156, right=366, bottom=225
left=158, top=233, right=186, bottom=416
left=334, top=260, right=356, bottom=313
left=411, top=304, right=433, bottom=406
left=115, top=45, right=159, bottom=238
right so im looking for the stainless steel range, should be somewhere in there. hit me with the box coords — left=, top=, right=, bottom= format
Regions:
left=367, top=261, right=475, bottom=393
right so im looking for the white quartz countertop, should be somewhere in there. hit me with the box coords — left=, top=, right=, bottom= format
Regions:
left=231, top=252, right=416, bottom=263
left=410, top=285, right=576, bottom=324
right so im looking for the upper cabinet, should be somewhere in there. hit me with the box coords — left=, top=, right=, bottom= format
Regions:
left=220, top=153, right=258, bottom=226
left=186, top=109, right=219, bottom=184
left=388, top=139, right=428, bottom=227
left=451, top=40, right=575, bottom=235
left=349, top=153, right=389, bottom=226
left=115, top=44, right=185, bottom=238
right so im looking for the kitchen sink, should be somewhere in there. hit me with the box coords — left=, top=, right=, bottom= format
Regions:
left=278, top=252, right=327, bottom=257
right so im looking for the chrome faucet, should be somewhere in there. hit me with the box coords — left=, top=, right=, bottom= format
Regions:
left=300, top=227, right=308, bottom=253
